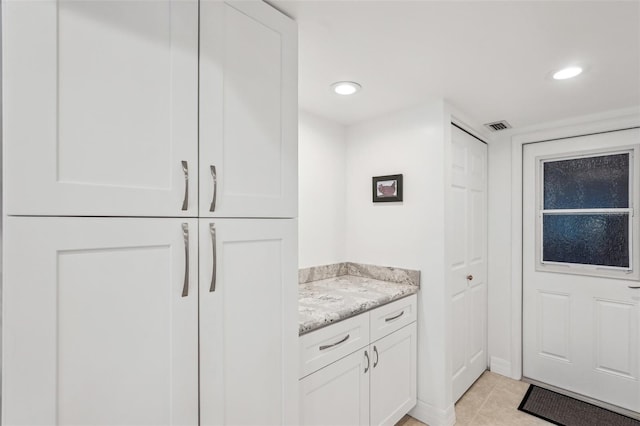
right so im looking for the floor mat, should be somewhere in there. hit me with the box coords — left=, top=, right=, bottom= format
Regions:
left=518, top=385, right=640, bottom=426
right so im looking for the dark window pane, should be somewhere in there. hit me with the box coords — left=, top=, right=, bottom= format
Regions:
left=543, top=214, right=629, bottom=268
left=543, top=153, right=629, bottom=209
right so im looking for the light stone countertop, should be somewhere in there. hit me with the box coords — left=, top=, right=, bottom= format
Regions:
left=298, top=275, right=419, bottom=335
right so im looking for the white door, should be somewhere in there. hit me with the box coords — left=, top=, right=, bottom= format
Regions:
left=449, top=126, right=488, bottom=401
left=199, top=219, right=298, bottom=425
left=3, top=0, right=198, bottom=217
left=299, top=348, right=370, bottom=426
left=199, top=1, right=298, bottom=218
left=523, top=128, right=640, bottom=412
left=370, top=323, right=417, bottom=426
left=3, top=217, right=199, bottom=425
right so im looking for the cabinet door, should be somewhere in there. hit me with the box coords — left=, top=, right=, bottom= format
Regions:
left=3, top=1, right=198, bottom=217
left=3, top=217, right=199, bottom=425
left=299, top=349, right=370, bottom=426
left=199, top=219, right=298, bottom=425
left=199, top=1, right=297, bottom=218
left=370, top=323, right=417, bottom=426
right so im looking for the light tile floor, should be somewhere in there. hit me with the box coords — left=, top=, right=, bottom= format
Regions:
left=396, top=371, right=551, bottom=426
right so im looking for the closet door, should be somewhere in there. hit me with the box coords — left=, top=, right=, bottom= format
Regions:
left=3, top=0, right=198, bottom=217
left=199, top=219, right=298, bottom=425
left=199, top=1, right=298, bottom=218
left=3, top=217, right=199, bottom=425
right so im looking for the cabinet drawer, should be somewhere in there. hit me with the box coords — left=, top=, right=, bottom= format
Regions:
left=300, top=313, right=370, bottom=378
left=370, top=295, right=417, bottom=342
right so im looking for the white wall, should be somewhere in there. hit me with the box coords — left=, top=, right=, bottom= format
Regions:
left=298, top=110, right=347, bottom=268
left=486, top=106, right=640, bottom=379
left=486, top=133, right=514, bottom=376
left=345, top=101, right=456, bottom=425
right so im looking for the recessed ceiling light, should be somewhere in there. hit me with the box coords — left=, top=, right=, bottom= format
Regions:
left=331, top=81, right=361, bottom=95
left=553, top=66, right=583, bottom=80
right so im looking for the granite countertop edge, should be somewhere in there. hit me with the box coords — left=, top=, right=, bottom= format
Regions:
left=298, top=275, right=419, bottom=336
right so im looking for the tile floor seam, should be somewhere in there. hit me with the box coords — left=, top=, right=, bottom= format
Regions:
left=469, top=385, right=496, bottom=425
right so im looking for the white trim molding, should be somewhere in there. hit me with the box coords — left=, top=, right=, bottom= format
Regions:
left=490, top=357, right=513, bottom=379
left=410, top=399, right=456, bottom=426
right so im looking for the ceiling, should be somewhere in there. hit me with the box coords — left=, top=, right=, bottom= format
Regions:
left=271, top=0, right=640, bottom=130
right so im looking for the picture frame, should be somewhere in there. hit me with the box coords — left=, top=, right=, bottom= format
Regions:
left=372, top=174, right=403, bottom=202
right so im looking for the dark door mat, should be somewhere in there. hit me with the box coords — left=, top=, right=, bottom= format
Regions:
left=518, top=385, right=640, bottom=426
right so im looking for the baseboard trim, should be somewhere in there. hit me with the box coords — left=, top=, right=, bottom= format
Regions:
left=409, top=400, right=456, bottom=426
left=490, top=356, right=514, bottom=379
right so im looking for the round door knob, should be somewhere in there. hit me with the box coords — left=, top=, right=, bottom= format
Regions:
left=466, top=275, right=474, bottom=281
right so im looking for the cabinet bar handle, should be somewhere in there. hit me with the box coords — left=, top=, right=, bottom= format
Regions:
left=209, top=223, right=217, bottom=292
left=373, top=346, right=379, bottom=368
left=181, top=223, right=189, bottom=297
left=181, top=161, right=189, bottom=211
left=319, top=334, right=350, bottom=351
left=364, top=350, right=370, bottom=373
left=385, top=311, right=404, bottom=322
left=629, top=286, right=640, bottom=289
left=209, top=165, right=217, bottom=212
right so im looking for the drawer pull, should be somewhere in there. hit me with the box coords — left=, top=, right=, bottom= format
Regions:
left=210, top=165, right=217, bottom=212
left=373, top=345, right=379, bottom=368
left=319, top=334, right=350, bottom=351
left=181, top=223, right=189, bottom=297
left=181, top=161, right=189, bottom=211
left=364, top=350, right=370, bottom=373
left=385, top=311, right=405, bottom=322
left=209, top=223, right=217, bottom=292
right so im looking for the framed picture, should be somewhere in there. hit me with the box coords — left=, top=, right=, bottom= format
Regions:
left=372, top=174, right=403, bottom=202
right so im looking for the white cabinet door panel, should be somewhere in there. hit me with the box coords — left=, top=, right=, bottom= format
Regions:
left=370, top=323, right=417, bottom=426
left=3, top=217, right=198, bottom=425
left=3, top=0, right=198, bottom=216
left=299, top=349, right=370, bottom=426
left=199, top=219, right=298, bottom=425
left=199, top=1, right=297, bottom=218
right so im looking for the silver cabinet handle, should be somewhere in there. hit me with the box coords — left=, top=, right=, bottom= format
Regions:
left=629, top=286, right=640, bottom=289
left=319, top=334, right=350, bottom=351
left=209, top=223, right=217, bottom=292
left=364, top=350, right=370, bottom=373
left=209, top=165, right=217, bottom=212
left=181, top=161, right=189, bottom=211
left=181, top=223, right=189, bottom=297
left=385, top=311, right=404, bottom=322
left=373, top=346, right=379, bottom=368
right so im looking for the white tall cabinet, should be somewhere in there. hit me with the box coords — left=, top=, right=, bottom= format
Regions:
left=2, top=1, right=298, bottom=425
left=4, top=218, right=200, bottom=425
left=199, top=1, right=297, bottom=218
left=3, top=0, right=200, bottom=217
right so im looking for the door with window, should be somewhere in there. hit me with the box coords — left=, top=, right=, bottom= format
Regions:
left=523, top=128, right=640, bottom=413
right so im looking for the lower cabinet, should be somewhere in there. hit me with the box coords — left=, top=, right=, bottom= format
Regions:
left=299, top=295, right=417, bottom=426
left=370, top=323, right=417, bottom=426
left=3, top=217, right=297, bottom=426
left=300, top=349, right=370, bottom=426
left=199, top=218, right=298, bottom=425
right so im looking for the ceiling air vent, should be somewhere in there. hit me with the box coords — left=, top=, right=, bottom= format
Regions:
left=484, top=120, right=512, bottom=132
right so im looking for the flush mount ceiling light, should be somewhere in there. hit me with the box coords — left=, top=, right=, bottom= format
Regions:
left=552, top=66, right=583, bottom=80
left=331, top=81, right=361, bottom=95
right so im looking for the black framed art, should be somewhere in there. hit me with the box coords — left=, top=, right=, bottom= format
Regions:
left=372, top=174, right=403, bottom=202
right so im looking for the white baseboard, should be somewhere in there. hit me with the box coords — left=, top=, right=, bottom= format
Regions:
left=409, top=400, right=455, bottom=426
left=490, top=356, right=514, bottom=379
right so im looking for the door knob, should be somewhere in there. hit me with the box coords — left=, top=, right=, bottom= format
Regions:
left=629, top=285, right=640, bottom=289
left=466, top=275, right=473, bottom=281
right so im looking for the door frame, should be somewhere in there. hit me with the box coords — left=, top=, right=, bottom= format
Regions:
left=508, top=109, right=640, bottom=384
